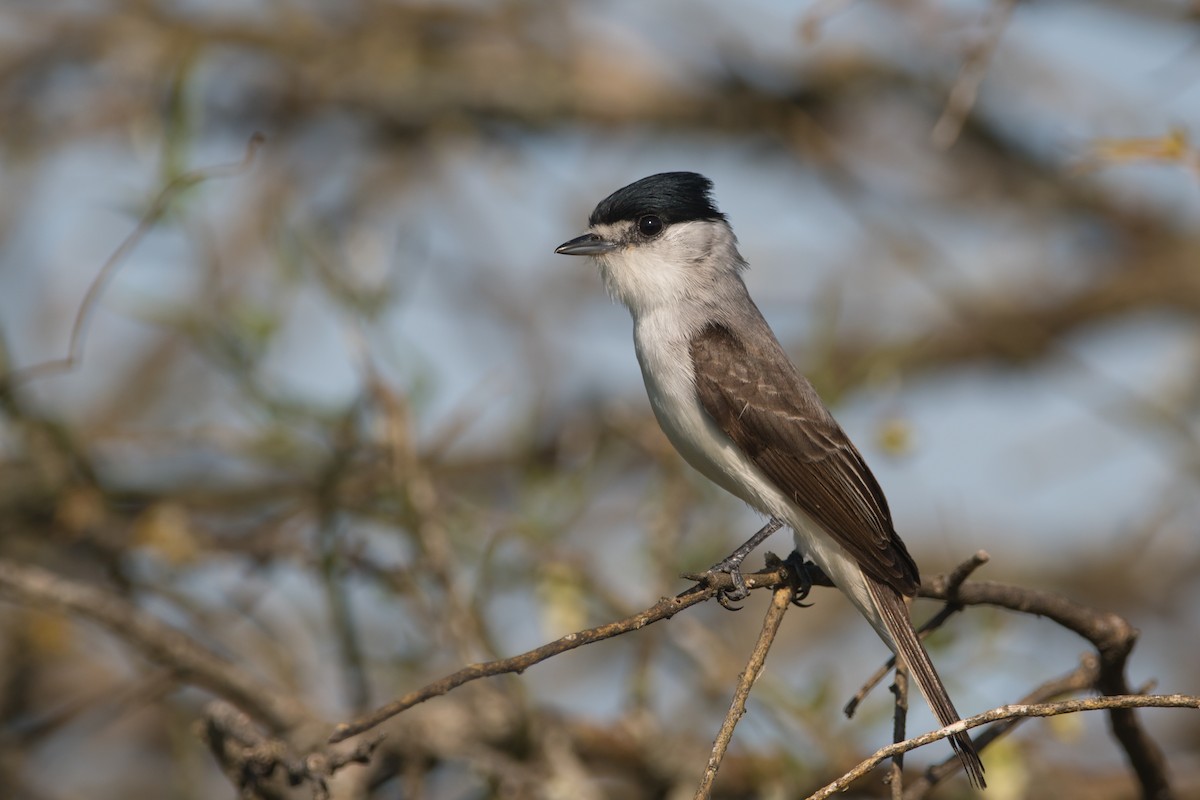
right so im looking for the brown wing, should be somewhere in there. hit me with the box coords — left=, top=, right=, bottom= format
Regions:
left=690, top=322, right=920, bottom=595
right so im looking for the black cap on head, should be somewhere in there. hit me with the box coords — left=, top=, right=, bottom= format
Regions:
left=589, top=172, right=725, bottom=227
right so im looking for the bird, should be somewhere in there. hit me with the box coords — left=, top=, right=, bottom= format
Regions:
left=555, top=171, right=985, bottom=788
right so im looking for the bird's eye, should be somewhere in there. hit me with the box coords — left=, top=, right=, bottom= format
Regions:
left=637, top=215, right=664, bottom=237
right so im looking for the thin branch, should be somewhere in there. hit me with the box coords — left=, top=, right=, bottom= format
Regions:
left=2, top=534, right=1188, bottom=800
left=931, top=0, right=1017, bottom=148
left=201, top=700, right=381, bottom=800
left=806, top=695, right=1200, bottom=800
left=0, top=557, right=307, bottom=736
left=918, top=575, right=1170, bottom=797
left=889, top=663, right=908, bottom=800
left=694, top=582, right=793, bottom=800
left=2, top=132, right=265, bottom=388
left=328, top=564, right=791, bottom=743
left=330, top=549, right=1177, bottom=800
left=314, top=405, right=373, bottom=715
left=904, top=654, right=1100, bottom=798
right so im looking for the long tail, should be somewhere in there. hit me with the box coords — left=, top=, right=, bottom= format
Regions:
left=866, top=578, right=986, bottom=789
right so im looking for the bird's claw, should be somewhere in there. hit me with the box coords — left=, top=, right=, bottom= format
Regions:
left=715, top=568, right=749, bottom=609
left=783, top=551, right=831, bottom=607
left=687, top=554, right=752, bottom=610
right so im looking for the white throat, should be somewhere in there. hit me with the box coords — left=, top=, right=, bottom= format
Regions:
left=592, top=219, right=747, bottom=319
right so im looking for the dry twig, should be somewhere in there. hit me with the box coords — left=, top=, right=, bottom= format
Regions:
left=0, top=557, right=305, bottom=735
left=694, top=580, right=794, bottom=800
left=1, top=132, right=265, bottom=388
left=903, top=654, right=1100, bottom=798
left=329, top=564, right=791, bottom=744
left=806, top=694, right=1199, bottom=800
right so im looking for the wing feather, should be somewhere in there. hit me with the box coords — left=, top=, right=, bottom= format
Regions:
left=689, top=322, right=919, bottom=595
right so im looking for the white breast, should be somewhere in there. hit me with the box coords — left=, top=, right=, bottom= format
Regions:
left=632, top=309, right=774, bottom=509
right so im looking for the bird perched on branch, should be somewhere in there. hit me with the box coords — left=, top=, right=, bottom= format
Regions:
left=556, top=172, right=985, bottom=788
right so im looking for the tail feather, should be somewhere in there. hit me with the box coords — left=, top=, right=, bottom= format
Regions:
left=866, top=579, right=986, bottom=789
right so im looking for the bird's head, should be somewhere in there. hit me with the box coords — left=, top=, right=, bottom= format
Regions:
left=555, top=172, right=746, bottom=317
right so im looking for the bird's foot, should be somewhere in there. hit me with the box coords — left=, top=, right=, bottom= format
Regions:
left=782, top=551, right=833, bottom=607
left=682, top=553, right=753, bottom=609
left=682, top=517, right=785, bottom=610
left=705, top=552, right=752, bottom=610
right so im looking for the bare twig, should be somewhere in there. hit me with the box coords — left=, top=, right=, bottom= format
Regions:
left=2, top=132, right=265, bottom=388
left=329, top=564, right=791, bottom=743
left=917, top=576, right=1171, bottom=797
left=314, top=406, right=373, bottom=715
left=889, top=663, right=908, bottom=800
left=0, top=557, right=307, bottom=736
left=904, top=654, right=1100, bottom=798
left=201, top=700, right=381, bottom=800
left=931, top=0, right=1017, bottom=148
left=694, top=582, right=793, bottom=800
left=0, top=556, right=383, bottom=795
left=806, top=694, right=1200, bottom=800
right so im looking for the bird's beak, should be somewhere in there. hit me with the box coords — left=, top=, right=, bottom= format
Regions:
left=555, top=233, right=618, bottom=256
